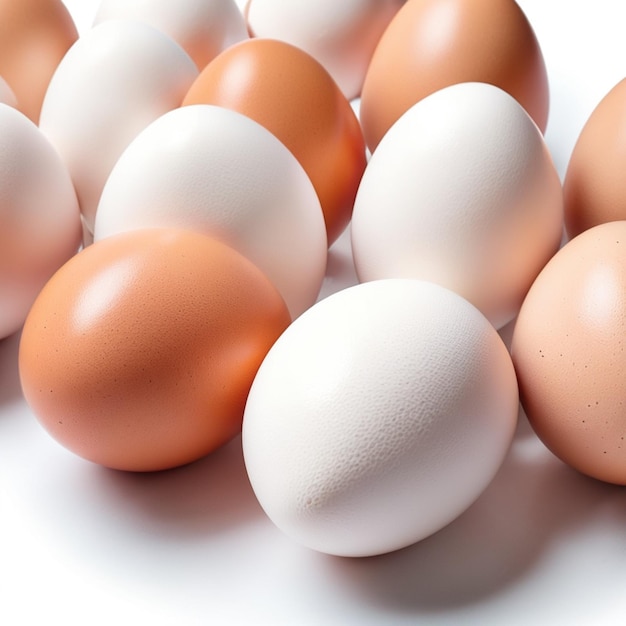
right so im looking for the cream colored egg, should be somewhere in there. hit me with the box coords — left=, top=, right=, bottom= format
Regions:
left=0, top=104, right=81, bottom=338
left=351, top=82, right=563, bottom=329
left=242, top=279, right=519, bottom=557
left=94, top=0, right=248, bottom=70
left=39, top=20, right=198, bottom=233
left=94, top=104, right=327, bottom=319
left=245, top=0, right=402, bottom=100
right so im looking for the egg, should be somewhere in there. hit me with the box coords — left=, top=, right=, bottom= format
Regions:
left=563, top=78, right=626, bottom=239
left=351, top=82, right=562, bottom=330
left=94, top=104, right=327, bottom=319
left=511, top=221, right=626, bottom=486
left=93, top=0, right=248, bottom=70
left=39, top=20, right=199, bottom=233
left=360, top=0, right=549, bottom=152
left=243, top=279, right=519, bottom=557
left=19, top=228, right=291, bottom=472
left=182, top=38, right=367, bottom=245
left=244, top=0, right=403, bottom=100
left=0, top=104, right=81, bottom=339
left=0, top=0, right=78, bottom=123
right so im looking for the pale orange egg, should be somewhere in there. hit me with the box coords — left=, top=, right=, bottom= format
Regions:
left=360, top=0, right=549, bottom=152
left=0, top=0, right=78, bottom=123
left=19, top=228, right=291, bottom=472
left=512, top=221, right=626, bottom=485
left=563, top=78, right=626, bottom=239
left=182, top=38, right=367, bottom=246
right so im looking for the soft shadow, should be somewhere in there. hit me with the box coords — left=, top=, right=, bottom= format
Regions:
left=90, top=434, right=263, bottom=540
left=318, top=229, right=358, bottom=301
left=315, top=415, right=626, bottom=613
left=0, top=330, right=22, bottom=405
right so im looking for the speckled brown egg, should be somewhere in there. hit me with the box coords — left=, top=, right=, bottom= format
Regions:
left=182, top=38, right=367, bottom=246
left=359, top=0, right=549, bottom=152
left=511, top=221, right=626, bottom=485
left=0, top=0, right=78, bottom=123
left=563, top=78, right=626, bottom=239
left=19, top=228, right=291, bottom=472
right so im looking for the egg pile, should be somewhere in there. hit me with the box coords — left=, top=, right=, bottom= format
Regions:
left=2, top=0, right=626, bottom=558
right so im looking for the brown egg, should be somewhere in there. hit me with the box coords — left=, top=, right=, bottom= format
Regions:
left=0, top=0, right=78, bottom=123
left=360, top=0, right=549, bottom=152
left=511, top=221, right=626, bottom=485
left=182, top=38, right=367, bottom=246
left=563, top=79, right=626, bottom=239
left=19, top=229, right=291, bottom=472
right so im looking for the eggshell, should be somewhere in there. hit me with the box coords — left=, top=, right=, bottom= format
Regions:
left=93, top=0, right=248, bottom=70
left=182, top=38, right=367, bottom=245
left=244, top=0, right=402, bottom=100
left=243, top=279, right=519, bottom=557
left=351, top=82, right=563, bottom=329
left=0, top=0, right=78, bottom=123
left=39, top=20, right=199, bottom=232
left=19, top=228, right=291, bottom=472
left=563, top=79, right=626, bottom=239
left=0, top=104, right=81, bottom=339
left=94, top=104, right=327, bottom=319
left=511, top=221, right=626, bottom=485
left=360, top=0, right=549, bottom=152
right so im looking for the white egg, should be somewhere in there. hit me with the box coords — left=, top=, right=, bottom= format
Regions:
left=245, top=0, right=402, bottom=100
left=94, top=104, right=327, bottom=319
left=351, top=82, right=563, bottom=329
left=94, top=0, right=248, bottom=71
left=39, top=20, right=198, bottom=233
left=0, top=104, right=81, bottom=339
left=242, top=279, right=519, bottom=557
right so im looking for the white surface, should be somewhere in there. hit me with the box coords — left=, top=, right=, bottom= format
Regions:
left=2, top=1, right=626, bottom=624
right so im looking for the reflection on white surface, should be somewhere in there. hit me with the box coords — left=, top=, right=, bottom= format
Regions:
left=3, top=1, right=626, bottom=625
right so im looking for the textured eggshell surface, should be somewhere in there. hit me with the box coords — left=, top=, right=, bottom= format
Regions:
left=0, top=104, right=81, bottom=339
left=359, top=0, right=549, bottom=152
left=94, top=0, right=248, bottom=70
left=563, top=78, right=626, bottom=239
left=19, top=229, right=291, bottom=472
left=243, top=279, right=519, bottom=557
left=182, top=38, right=367, bottom=245
left=244, top=0, right=403, bottom=100
left=39, top=20, right=199, bottom=232
left=94, top=104, right=327, bottom=319
left=511, top=221, right=626, bottom=485
left=0, top=0, right=78, bottom=123
left=351, top=82, right=563, bottom=330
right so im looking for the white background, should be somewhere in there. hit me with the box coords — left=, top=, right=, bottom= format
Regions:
left=2, top=1, right=626, bottom=624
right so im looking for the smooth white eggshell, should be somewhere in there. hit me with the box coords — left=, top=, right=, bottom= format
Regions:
left=39, top=20, right=198, bottom=232
left=351, top=82, right=563, bottom=329
left=242, top=279, right=519, bottom=557
left=245, top=0, right=402, bottom=100
left=0, top=104, right=81, bottom=338
left=94, top=104, right=327, bottom=319
left=94, top=0, right=248, bottom=70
